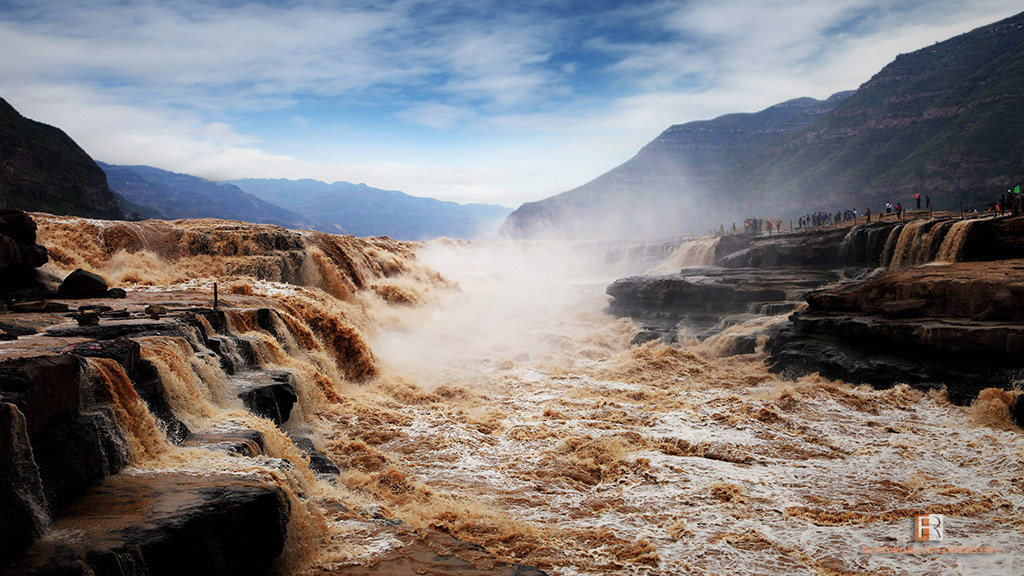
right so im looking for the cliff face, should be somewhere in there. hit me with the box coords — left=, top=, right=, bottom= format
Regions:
left=737, top=11, right=1024, bottom=214
left=505, top=11, right=1024, bottom=239
left=0, top=98, right=123, bottom=220
left=503, top=94, right=850, bottom=239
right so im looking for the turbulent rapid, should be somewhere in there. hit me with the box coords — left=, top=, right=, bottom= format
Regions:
left=13, top=216, right=1024, bottom=575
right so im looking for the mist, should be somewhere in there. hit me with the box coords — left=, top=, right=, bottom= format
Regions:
left=370, top=239, right=634, bottom=389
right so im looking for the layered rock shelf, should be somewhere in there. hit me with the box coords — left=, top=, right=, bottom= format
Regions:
left=0, top=287, right=327, bottom=573
left=606, top=214, right=1024, bottom=412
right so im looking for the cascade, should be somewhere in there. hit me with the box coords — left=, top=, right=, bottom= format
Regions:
left=645, top=236, right=720, bottom=274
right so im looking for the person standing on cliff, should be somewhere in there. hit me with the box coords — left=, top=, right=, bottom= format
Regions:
left=915, top=193, right=921, bottom=210
left=865, top=207, right=871, bottom=223
left=895, top=202, right=903, bottom=220
left=926, top=195, right=931, bottom=210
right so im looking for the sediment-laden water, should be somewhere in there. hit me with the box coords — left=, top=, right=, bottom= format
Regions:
left=25, top=217, right=1024, bottom=575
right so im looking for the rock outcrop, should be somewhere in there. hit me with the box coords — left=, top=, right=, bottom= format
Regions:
left=0, top=98, right=123, bottom=220
left=0, top=302, right=317, bottom=571
left=503, top=11, right=1024, bottom=239
left=768, top=260, right=1024, bottom=399
left=0, top=209, right=49, bottom=296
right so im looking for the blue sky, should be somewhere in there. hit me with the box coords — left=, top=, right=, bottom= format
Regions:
left=1, top=0, right=1021, bottom=207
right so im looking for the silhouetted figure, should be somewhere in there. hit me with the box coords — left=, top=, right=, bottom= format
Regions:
left=865, top=207, right=871, bottom=223
left=915, top=193, right=921, bottom=209
left=926, top=195, right=931, bottom=210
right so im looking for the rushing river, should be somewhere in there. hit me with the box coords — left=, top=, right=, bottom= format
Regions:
left=28, top=217, right=1024, bottom=575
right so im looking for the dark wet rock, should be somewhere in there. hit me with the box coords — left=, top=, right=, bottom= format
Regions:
left=0, top=355, right=83, bottom=437
left=0, top=331, right=15, bottom=341
left=78, top=304, right=113, bottom=313
left=631, top=330, right=666, bottom=346
left=0, top=209, right=38, bottom=245
left=56, top=269, right=109, bottom=299
left=4, top=472, right=290, bottom=576
left=0, top=359, right=129, bottom=517
left=961, top=215, right=1024, bottom=262
left=804, top=260, right=1024, bottom=321
left=46, top=319, right=181, bottom=340
left=234, top=370, right=297, bottom=426
left=0, top=320, right=39, bottom=337
left=1013, top=394, right=1024, bottom=428
left=32, top=406, right=130, bottom=515
left=64, top=339, right=141, bottom=380
left=292, top=436, right=340, bottom=476
left=106, top=287, right=127, bottom=299
left=134, top=359, right=190, bottom=444
left=767, top=262, right=1024, bottom=395
left=184, top=428, right=266, bottom=457
left=144, top=304, right=167, bottom=319
left=747, top=227, right=851, bottom=268
left=723, top=334, right=758, bottom=356
left=74, top=311, right=100, bottom=326
left=256, top=307, right=280, bottom=336
left=718, top=247, right=751, bottom=268
left=607, top=268, right=838, bottom=337
left=10, top=301, right=69, bottom=313
left=766, top=326, right=1013, bottom=403
left=102, top=309, right=130, bottom=318
left=0, top=403, right=49, bottom=564
left=0, top=210, right=49, bottom=296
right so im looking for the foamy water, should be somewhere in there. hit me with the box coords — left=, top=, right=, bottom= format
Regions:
left=27, top=218, right=1024, bottom=575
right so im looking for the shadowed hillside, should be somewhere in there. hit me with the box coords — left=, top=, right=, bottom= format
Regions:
left=0, top=97, right=122, bottom=220
left=504, top=11, right=1024, bottom=239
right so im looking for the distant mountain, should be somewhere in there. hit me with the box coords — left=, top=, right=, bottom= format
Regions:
left=100, top=164, right=309, bottom=228
left=504, top=11, right=1024, bottom=239
left=0, top=97, right=122, bottom=219
left=503, top=93, right=851, bottom=238
left=229, top=178, right=512, bottom=240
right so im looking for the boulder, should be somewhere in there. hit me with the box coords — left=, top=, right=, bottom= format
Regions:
left=0, top=403, right=49, bottom=564
left=0, top=210, right=48, bottom=296
left=3, top=472, right=290, bottom=576
left=56, top=269, right=109, bottom=299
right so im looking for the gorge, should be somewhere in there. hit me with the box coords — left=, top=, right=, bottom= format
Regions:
left=2, top=208, right=1022, bottom=575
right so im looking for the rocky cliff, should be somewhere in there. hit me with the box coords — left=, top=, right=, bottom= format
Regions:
left=502, top=93, right=850, bottom=239
left=606, top=213, right=1024, bottom=406
left=0, top=98, right=123, bottom=220
left=505, top=11, right=1024, bottom=239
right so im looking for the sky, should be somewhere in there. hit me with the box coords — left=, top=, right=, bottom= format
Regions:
left=1, top=1, right=1021, bottom=208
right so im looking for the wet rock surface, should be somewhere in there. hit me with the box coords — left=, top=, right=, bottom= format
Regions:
left=0, top=209, right=49, bottom=296
left=768, top=260, right=1024, bottom=393
left=3, top=472, right=290, bottom=576
left=607, top=267, right=838, bottom=338
left=609, top=216, right=1024, bottom=398
left=56, top=268, right=109, bottom=299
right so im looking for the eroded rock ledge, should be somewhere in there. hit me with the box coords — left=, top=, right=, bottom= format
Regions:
left=607, top=215, right=1024, bottom=416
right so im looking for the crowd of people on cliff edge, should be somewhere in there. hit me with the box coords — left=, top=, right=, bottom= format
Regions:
left=723, top=187, right=1021, bottom=237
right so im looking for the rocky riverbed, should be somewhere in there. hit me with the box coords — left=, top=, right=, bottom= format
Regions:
left=605, top=213, right=1024, bottom=419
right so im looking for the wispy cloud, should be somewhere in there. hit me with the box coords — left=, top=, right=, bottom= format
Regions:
left=0, top=0, right=1020, bottom=206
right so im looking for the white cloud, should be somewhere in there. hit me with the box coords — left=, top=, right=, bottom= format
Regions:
left=0, top=0, right=1020, bottom=208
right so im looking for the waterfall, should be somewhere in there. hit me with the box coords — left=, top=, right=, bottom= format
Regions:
left=936, top=219, right=975, bottom=262
left=841, top=218, right=976, bottom=268
left=645, top=237, right=720, bottom=274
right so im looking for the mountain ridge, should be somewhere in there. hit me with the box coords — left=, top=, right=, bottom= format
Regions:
left=503, top=11, right=1024, bottom=239
left=0, top=97, right=123, bottom=220
left=229, top=178, right=512, bottom=240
